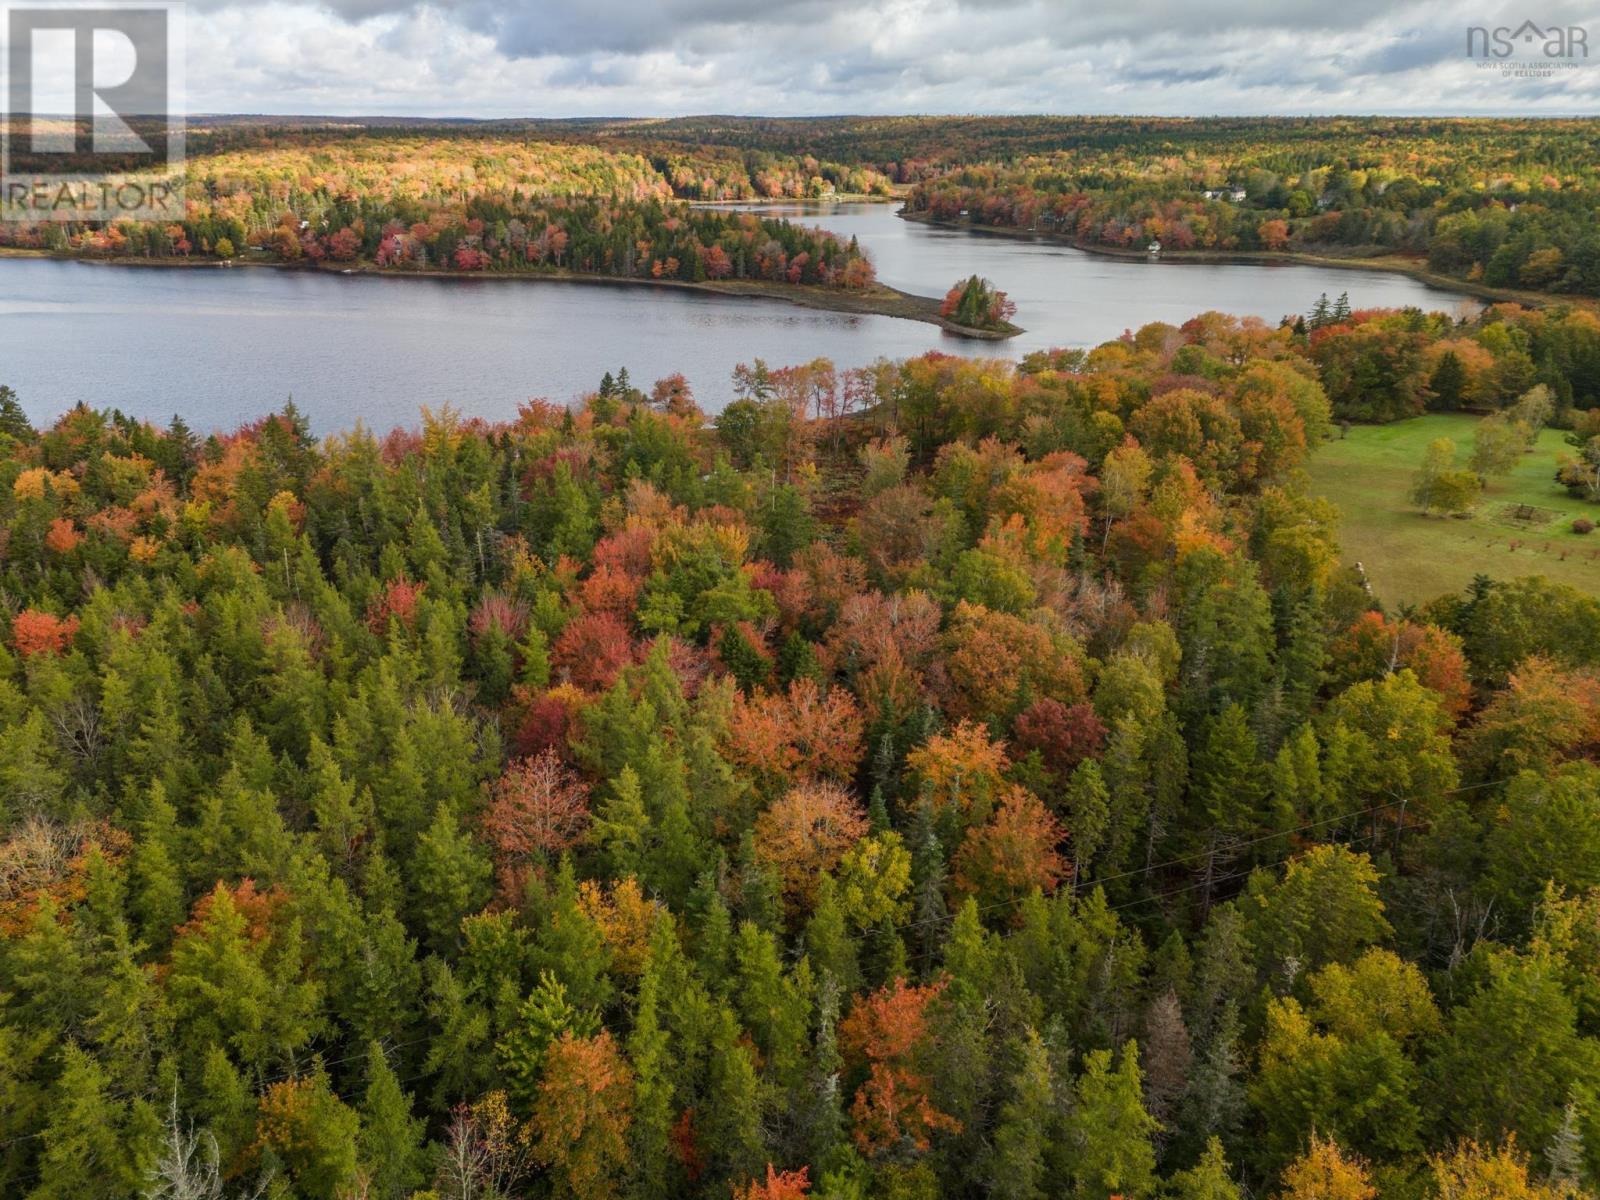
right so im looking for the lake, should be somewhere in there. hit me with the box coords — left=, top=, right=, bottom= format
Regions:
left=0, top=202, right=1476, bottom=434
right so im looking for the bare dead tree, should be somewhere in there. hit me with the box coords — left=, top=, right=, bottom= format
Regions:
left=50, top=693, right=103, bottom=766
left=143, top=1093, right=273, bottom=1200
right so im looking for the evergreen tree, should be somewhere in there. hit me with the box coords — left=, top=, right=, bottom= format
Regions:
left=0, top=384, right=36, bottom=443
left=705, top=1004, right=767, bottom=1184
left=497, top=970, right=600, bottom=1113
left=1178, top=1001, right=1246, bottom=1154
left=1064, top=760, right=1111, bottom=883
left=733, top=922, right=811, bottom=1083
left=1066, top=1041, right=1160, bottom=1200
left=411, top=805, right=492, bottom=955
left=799, top=974, right=849, bottom=1171
left=360, top=1042, right=427, bottom=1200
left=989, top=1029, right=1055, bottom=1200
left=27, top=1044, right=133, bottom=1200
left=1168, top=1138, right=1243, bottom=1200
left=806, top=876, right=864, bottom=996
left=1191, top=702, right=1266, bottom=907
left=128, top=786, right=187, bottom=952
left=1545, top=1098, right=1586, bottom=1190
left=527, top=859, right=615, bottom=1017
left=909, top=801, right=950, bottom=960
left=628, top=947, right=678, bottom=1200
left=1430, top=350, right=1467, bottom=410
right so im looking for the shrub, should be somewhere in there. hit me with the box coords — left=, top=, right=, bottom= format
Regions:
left=1574, top=517, right=1595, bottom=535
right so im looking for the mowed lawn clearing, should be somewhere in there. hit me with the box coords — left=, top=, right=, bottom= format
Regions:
left=1305, top=413, right=1600, bottom=606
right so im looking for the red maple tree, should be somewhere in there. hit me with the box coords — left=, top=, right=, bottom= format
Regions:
left=11, top=609, right=80, bottom=658
left=839, top=978, right=959, bottom=1155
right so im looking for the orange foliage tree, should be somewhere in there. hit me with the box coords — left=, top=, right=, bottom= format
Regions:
left=953, top=787, right=1068, bottom=914
left=724, top=677, right=865, bottom=787
left=839, top=978, right=960, bottom=1156
left=1259, top=218, right=1291, bottom=250
left=735, top=1164, right=812, bottom=1200
left=44, top=518, right=81, bottom=555
left=552, top=611, right=636, bottom=691
left=11, top=609, right=80, bottom=658
left=941, top=602, right=1086, bottom=723
left=904, top=720, right=1010, bottom=821
left=175, top=877, right=286, bottom=943
left=0, top=820, right=130, bottom=935
left=532, top=1030, right=634, bottom=1200
left=752, top=781, right=868, bottom=909
left=1330, top=611, right=1472, bottom=720
left=1466, top=655, right=1600, bottom=775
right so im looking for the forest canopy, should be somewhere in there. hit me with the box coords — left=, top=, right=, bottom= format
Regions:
left=4, top=299, right=1600, bottom=1200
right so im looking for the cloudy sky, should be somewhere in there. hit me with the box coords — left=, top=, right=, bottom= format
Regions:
left=172, top=0, right=1600, bottom=115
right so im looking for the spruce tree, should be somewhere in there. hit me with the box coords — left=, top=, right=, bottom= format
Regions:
left=628, top=948, right=677, bottom=1200
left=1167, top=1137, right=1243, bottom=1200
left=410, top=804, right=491, bottom=956
left=28, top=1044, right=131, bottom=1200
left=989, top=1029, right=1055, bottom=1200
left=1066, top=1041, right=1160, bottom=1200
left=360, top=1042, right=427, bottom=1200
left=1064, top=760, right=1111, bottom=884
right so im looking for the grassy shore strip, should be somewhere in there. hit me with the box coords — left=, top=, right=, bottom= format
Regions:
left=899, top=210, right=1594, bottom=312
left=0, top=245, right=1021, bottom=340
left=690, top=191, right=904, bottom=206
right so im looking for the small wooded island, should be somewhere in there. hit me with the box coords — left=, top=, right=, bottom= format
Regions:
left=938, top=275, right=1022, bottom=336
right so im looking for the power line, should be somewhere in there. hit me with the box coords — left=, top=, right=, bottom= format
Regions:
left=1089, top=777, right=1507, bottom=890
left=861, top=776, right=1510, bottom=944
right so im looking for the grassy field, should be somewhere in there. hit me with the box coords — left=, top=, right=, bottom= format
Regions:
left=1305, top=413, right=1600, bottom=606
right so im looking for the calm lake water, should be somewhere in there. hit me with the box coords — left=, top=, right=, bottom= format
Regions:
left=0, top=203, right=1475, bottom=434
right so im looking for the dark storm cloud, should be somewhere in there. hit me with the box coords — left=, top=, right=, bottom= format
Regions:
left=1115, top=63, right=1229, bottom=85
left=1350, top=30, right=1462, bottom=76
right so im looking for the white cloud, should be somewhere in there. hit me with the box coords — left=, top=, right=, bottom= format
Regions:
left=168, top=0, right=1600, bottom=115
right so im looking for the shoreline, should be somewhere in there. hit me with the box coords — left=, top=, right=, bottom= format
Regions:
left=897, top=210, right=1590, bottom=311
left=0, top=246, right=1021, bottom=341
